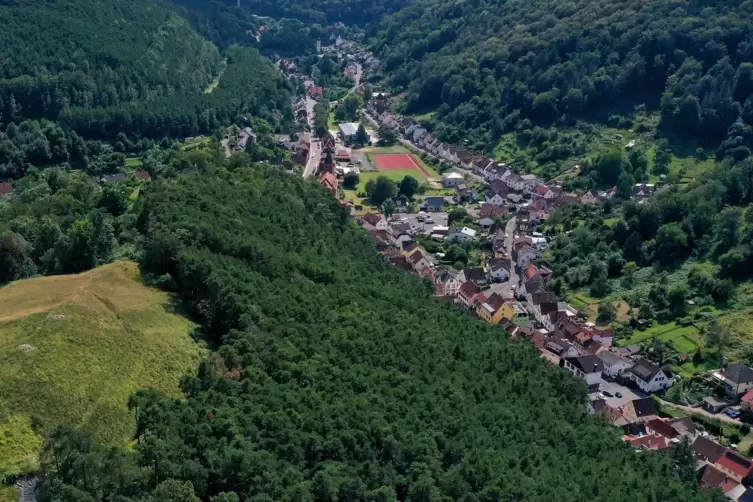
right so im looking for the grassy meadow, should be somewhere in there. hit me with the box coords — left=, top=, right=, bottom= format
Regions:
left=0, top=262, right=202, bottom=476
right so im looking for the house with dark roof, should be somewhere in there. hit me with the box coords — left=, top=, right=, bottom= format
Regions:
left=461, top=267, right=488, bottom=286
left=622, top=397, right=659, bottom=424
left=488, top=259, right=511, bottom=282
left=476, top=292, right=508, bottom=324
left=408, top=249, right=432, bottom=272
left=712, top=363, right=753, bottom=396
left=422, top=196, right=445, bottom=212
left=561, top=355, right=603, bottom=391
left=361, top=212, right=389, bottom=230
left=694, top=436, right=727, bottom=463
left=626, top=357, right=670, bottom=393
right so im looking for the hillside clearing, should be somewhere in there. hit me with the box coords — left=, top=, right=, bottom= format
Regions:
left=0, top=261, right=202, bottom=476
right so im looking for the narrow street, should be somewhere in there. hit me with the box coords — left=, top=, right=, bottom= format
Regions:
left=659, top=399, right=742, bottom=425
left=303, top=138, right=321, bottom=178
left=504, top=216, right=519, bottom=288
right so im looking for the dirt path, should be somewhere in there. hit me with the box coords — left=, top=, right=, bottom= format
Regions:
left=659, top=399, right=741, bottom=424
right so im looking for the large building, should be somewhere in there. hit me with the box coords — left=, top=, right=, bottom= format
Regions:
left=338, top=123, right=362, bottom=144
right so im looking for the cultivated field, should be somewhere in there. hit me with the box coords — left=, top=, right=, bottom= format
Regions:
left=0, top=262, right=201, bottom=476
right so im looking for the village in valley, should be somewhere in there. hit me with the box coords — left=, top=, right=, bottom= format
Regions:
left=262, top=29, right=753, bottom=501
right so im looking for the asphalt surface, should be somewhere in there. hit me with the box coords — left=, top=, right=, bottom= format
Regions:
left=593, top=378, right=642, bottom=408
left=505, top=216, right=519, bottom=287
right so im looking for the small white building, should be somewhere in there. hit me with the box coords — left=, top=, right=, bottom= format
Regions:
left=361, top=212, right=389, bottom=231
left=442, top=171, right=464, bottom=188
left=597, top=351, right=634, bottom=378
left=446, top=227, right=477, bottom=244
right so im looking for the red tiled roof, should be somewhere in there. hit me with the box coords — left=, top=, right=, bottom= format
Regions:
left=134, top=170, right=151, bottom=180
left=534, top=184, right=552, bottom=195
left=742, top=389, right=753, bottom=405
left=0, top=182, right=13, bottom=194
left=627, top=434, right=670, bottom=450
left=717, top=449, right=753, bottom=478
left=459, top=280, right=482, bottom=297
left=646, top=418, right=677, bottom=439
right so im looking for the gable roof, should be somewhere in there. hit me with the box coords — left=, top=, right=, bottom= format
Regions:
left=408, top=250, right=428, bottom=265
left=667, top=417, right=696, bottom=437
left=489, top=259, right=511, bottom=273
left=459, top=280, right=482, bottom=297
left=462, top=267, right=486, bottom=282
left=693, top=436, right=726, bottom=463
left=565, top=355, right=604, bottom=374
left=722, top=363, right=753, bottom=384
left=479, top=204, right=507, bottom=219
left=628, top=357, right=662, bottom=382
left=718, top=449, right=753, bottom=478
left=534, top=184, right=553, bottom=196
left=362, top=212, right=384, bottom=226
left=424, top=196, right=445, bottom=206
left=624, top=398, right=659, bottom=420
left=0, top=182, right=13, bottom=194
left=628, top=434, right=670, bottom=450
left=481, top=292, right=506, bottom=313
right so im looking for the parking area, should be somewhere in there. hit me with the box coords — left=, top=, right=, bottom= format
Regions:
left=591, top=378, right=645, bottom=408
left=484, top=280, right=516, bottom=300
left=396, top=212, right=449, bottom=235
left=352, top=151, right=375, bottom=171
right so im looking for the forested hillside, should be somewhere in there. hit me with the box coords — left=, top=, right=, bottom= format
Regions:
left=208, top=0, right=408, bottom=25
left=0, top=0, right=292, bottom=146
left=35, top=163, right=716, bottom=502
left=372, top=0, right=753, bottom=155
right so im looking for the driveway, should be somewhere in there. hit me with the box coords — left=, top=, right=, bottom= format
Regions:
left=593, top=378, right=643, bottom=408
left=352, top=151, right=374, bottom=171
left=485, top=280, right=515, bottom=300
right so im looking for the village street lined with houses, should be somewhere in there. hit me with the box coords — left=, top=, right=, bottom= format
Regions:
left=271, top=32, right=753, bottom=500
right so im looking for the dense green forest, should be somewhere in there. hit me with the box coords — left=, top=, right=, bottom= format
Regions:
left=0, top=0, right=292, bottom=150
left=199, top=0, right=408, bottom=26
left=371, top=0, right=753, bottom=156
left=32, top=162, right=719, bottom=502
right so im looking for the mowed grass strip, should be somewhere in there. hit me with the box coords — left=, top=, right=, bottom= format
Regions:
left=0, top=261, right=202, bottom=475
left=355, top=169, right=426, bottom=193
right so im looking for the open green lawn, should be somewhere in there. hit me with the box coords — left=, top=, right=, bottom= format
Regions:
left=356, top=169, right=423, bottom=193
left=124, top=157, right=143, bottom=169
left=618, top=321, right=703, bottom=354
left=0, top=262, right=202, bottom=476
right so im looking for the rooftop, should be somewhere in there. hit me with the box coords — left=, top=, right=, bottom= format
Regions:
left=338, top=122, right=359, bottom=136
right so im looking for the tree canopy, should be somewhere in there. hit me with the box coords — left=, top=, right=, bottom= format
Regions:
left=36, top=162, right=714, bottom=501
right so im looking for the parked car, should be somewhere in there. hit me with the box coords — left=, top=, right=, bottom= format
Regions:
left=416, top=215, right=425, bottom=222
left=425, top=217, right=435, bottom=224
left=602, top=391, right=613, bottom=398
left=615, top=392, right=623, bottom=398
left=725, top=408, right=742, bottom=419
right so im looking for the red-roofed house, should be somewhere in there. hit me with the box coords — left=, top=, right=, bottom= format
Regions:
left=361, top=212, right=389, bottom=231
left=309, top=86, right=324, bottom=100
left=533, top=184, right=555, bottom=199
left=408, top=250, right=432, bottom=272
left=742, top=389, right=753, bottom=410
left=716, top=449, right=753, bottom=481
left=134, top=170, right=151, bottom=180
left=0, top=182, right=13, bottom=197
left=457, top=281, right=482, bottom=308
left=319, top=172, right=338, bottom=196
left=626, top=434, right=670, bottom=450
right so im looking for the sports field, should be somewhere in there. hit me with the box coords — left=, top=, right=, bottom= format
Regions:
left=372, top=153, right=433, bottom=178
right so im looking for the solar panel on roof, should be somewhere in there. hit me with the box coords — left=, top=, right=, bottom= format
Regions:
left=726, top=451, right=752, bottom=468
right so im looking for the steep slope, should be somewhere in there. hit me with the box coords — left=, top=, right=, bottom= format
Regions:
left=0, top=0, right=291, bottom=141
left=36, top=165, right=713, bottom=501
left=372, top=0, right=753, bottom=154
left=0, top=262, right=201, bottom=476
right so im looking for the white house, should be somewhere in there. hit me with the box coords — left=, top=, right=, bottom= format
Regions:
left=436, top=271, right=462, bottom=297
left=446, top=227, right=477, bottom=244
left=484, top=165, right=510, bottom=182
left=514, top=244, right=539, bottom=268
left=530, top=236, right=549, bottom=251
left=504, top=174, right=526, bottom=191
left=486, top=192, right=507, bottom=206
left=478, top=204, right=507, bottom=227
left=597, top=351, right=634, bottom=378
left=457, top=280, right=482, bottom=308
left=393, top=233, right=413, bottom=249
left=533, top=185, right=556, bottom=199
left=520, top=174, right=540, bottom=192
left=412, top=128, right=428, bottom=144
left=488, top=259, right=511, bottom=282
left=562, top=355, right=603, bottom=392
left=361, top=212, right=389, bottom=231
left=408, top=250, right=432, bottom=272
left=627, top=358, right=671, bottom=393
left=712, top=364, right=753, bottom=396
left=442, top=171, right=464, bottom=188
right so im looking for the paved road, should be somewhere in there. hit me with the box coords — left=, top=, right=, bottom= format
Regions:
left=505, top=216, right=519, bottom=287
left=305, top=96, right=317, bottom=129
left=303, top=138, right=322, bottom=179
